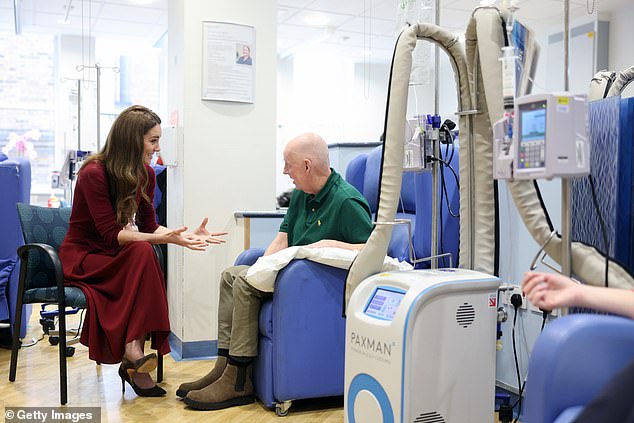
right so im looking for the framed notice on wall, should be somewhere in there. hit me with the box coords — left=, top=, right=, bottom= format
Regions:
left=202, top=21, right=255, bottom=103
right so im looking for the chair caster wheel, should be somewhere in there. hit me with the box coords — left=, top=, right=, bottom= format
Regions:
left=40, top=318, right=55, bottom=334
left=275, top=400, right=291, bottom=417
left=49, top=336, right=59, bottom=346
left=65, top=346, right=75, bottom=357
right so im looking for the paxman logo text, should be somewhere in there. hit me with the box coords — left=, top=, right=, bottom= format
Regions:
left=350, top=331, right=392, bottom=357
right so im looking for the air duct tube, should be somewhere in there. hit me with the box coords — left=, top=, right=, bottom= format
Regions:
left=345, top=23, right=474, bottom=305
left=468, top=9, right=634, bottom=290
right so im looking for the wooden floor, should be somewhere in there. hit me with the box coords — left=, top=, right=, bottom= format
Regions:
left=1, top=312, right=506, bottom=422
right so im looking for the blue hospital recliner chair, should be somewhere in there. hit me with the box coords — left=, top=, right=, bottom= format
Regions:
left=235, top=249, right=347, bottom=416
left=523, top=313, right=634, bottom=423
left=346, top=145, right=460, bottom=267
left=236, top=146, right=459, bottom=415
left=0, top=155, right=31, bottom=344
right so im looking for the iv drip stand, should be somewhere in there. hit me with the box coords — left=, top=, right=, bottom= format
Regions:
left=75, top=63, right=119, bottom=152
left=560, top=0, right=572, bottom=314
left=430, top=0, right=441, bottom=268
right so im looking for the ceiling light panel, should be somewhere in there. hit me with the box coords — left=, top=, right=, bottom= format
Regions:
left=307, top=0, right=365, bottom=17
left=286, top=9, right=352, bottom=27
left=278, top=23, right=324, bottom=40
left=304, top=13, right=331, bottom=26
left=94, top=4, right=162, bottom=23
left=341, top=16, right=399, bottom=37
left=278, top=0, right=315, bottom=8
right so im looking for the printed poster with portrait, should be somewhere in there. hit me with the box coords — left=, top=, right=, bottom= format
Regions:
left=202, top=21, right=255, bottom=103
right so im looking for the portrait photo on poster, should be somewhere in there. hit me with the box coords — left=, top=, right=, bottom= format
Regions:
left=236, top=44, right=253, bottom=66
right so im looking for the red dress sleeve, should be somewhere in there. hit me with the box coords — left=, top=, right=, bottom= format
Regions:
left=77, top=162, right=123, bottom=247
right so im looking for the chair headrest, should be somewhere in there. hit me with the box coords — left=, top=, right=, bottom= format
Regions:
left=359, top=146, right=416, bottom=214
left=345, top=152, right=368, bottom=195
left=16, top=203, right=72, bottom=250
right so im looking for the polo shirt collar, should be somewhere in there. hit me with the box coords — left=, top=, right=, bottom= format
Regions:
left=309, top=168, right=339, bottom=204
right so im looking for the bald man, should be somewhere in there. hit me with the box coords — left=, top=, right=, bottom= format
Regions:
left=179, top=133, right=373, bottom=411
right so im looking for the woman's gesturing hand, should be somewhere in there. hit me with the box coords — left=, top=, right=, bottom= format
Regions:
left=192, top=217, right=228, bottom=245
left=164, top=226, right=208, bottom=251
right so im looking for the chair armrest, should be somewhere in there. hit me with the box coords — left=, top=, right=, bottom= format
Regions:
left=524, top=314, right=634, bottom=423
left=387, top=216, right=412, bottom=263
left=152, top=244, right=164, bottom=274
left=7, top=262, right=30, bottom=338
left=234, top=248, right=265, bottom=266
left=17, top=243, right=65, bottom=307
left=270, top=259, right=348, bottom=400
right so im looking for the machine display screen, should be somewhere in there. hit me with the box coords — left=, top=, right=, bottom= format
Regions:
left=364, top=288, right=405, bottom=320
left=518, top=101, right=547, bottom=170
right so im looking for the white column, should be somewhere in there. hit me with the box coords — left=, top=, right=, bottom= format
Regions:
left=167, top=0, right=277, bottom=358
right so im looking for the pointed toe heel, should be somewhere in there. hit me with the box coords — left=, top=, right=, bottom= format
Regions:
left=119, top=353, right=165, bottom=397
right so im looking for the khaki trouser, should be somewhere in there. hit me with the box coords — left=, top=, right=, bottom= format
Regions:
left=217, top=265, right=272, bottom=357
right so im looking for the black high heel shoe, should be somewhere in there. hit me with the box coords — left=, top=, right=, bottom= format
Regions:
left=118, top=353, right=166, bottom=397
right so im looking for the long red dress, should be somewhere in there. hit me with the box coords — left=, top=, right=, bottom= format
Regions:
left=59, top=161, right=170, bottom=364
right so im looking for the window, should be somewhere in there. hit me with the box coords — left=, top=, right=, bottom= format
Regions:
left=0, top=32, right=56, bottom=198
left=0, top=32, right=165, bottom=205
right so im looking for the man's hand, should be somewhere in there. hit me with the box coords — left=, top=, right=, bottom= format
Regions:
left=305, top=239, right=365, bottom=251
left=305, top=239, right=343, bottom=249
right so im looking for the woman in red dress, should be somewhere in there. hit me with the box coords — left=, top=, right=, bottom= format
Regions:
left=60, top=105, right=225, bottom=397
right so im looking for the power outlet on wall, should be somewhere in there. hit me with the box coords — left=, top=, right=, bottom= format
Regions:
left=499, top=284, right=527, bottom=310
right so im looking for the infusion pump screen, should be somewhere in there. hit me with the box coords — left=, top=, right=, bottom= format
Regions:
left=518, top=102, right=547, bottom=170
left=364, top=288, right=405, bottom=320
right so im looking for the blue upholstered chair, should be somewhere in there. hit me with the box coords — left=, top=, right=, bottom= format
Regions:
left=345, top=145, right=460, bottom=267
left=523, top=314, right=634, bottom=422
left=9, top=204, right=85, bottom=405
left=234, top=249, right=348, bottom=416
left=9, top=203, right=165, bottom=404
left=239, top=146, right=459, bottom=415
left=0, top=156, right=31, bottom=344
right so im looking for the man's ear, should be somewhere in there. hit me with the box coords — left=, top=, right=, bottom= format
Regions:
left=304, top=159, right=311, bottom=171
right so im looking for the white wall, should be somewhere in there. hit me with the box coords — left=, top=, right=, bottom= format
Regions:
left=167, top=0, right=276, bottom=348
left=276, top=52, right=390, bottom=195
left=608, top=2, right=634, bottom=73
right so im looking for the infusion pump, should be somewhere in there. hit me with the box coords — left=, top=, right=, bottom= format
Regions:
left=493, top=92, right=589, bottom=180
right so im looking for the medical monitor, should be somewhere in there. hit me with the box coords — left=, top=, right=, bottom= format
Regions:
left=517, top=101, right=546, bottom=171
left=513, top=92, right=589, bottom=180
left=364, top=288, right=406, bottom=321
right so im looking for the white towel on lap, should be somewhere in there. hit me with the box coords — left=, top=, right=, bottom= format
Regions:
left=245, top=246, right=413, bottom=292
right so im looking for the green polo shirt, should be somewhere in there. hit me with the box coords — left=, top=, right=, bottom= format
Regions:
left=280, top=169, right=373, bottom=247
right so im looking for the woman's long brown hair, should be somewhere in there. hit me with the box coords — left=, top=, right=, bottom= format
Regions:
left=82, top=105, right=161, bottom=226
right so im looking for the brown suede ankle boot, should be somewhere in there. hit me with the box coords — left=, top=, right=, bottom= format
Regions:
left=184, top=363, right=254, bottom=410
left=176, top=355, right=228, bottom=398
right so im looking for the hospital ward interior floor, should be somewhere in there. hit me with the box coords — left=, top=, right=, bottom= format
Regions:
left=0, top=311, right=510, bottom=422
